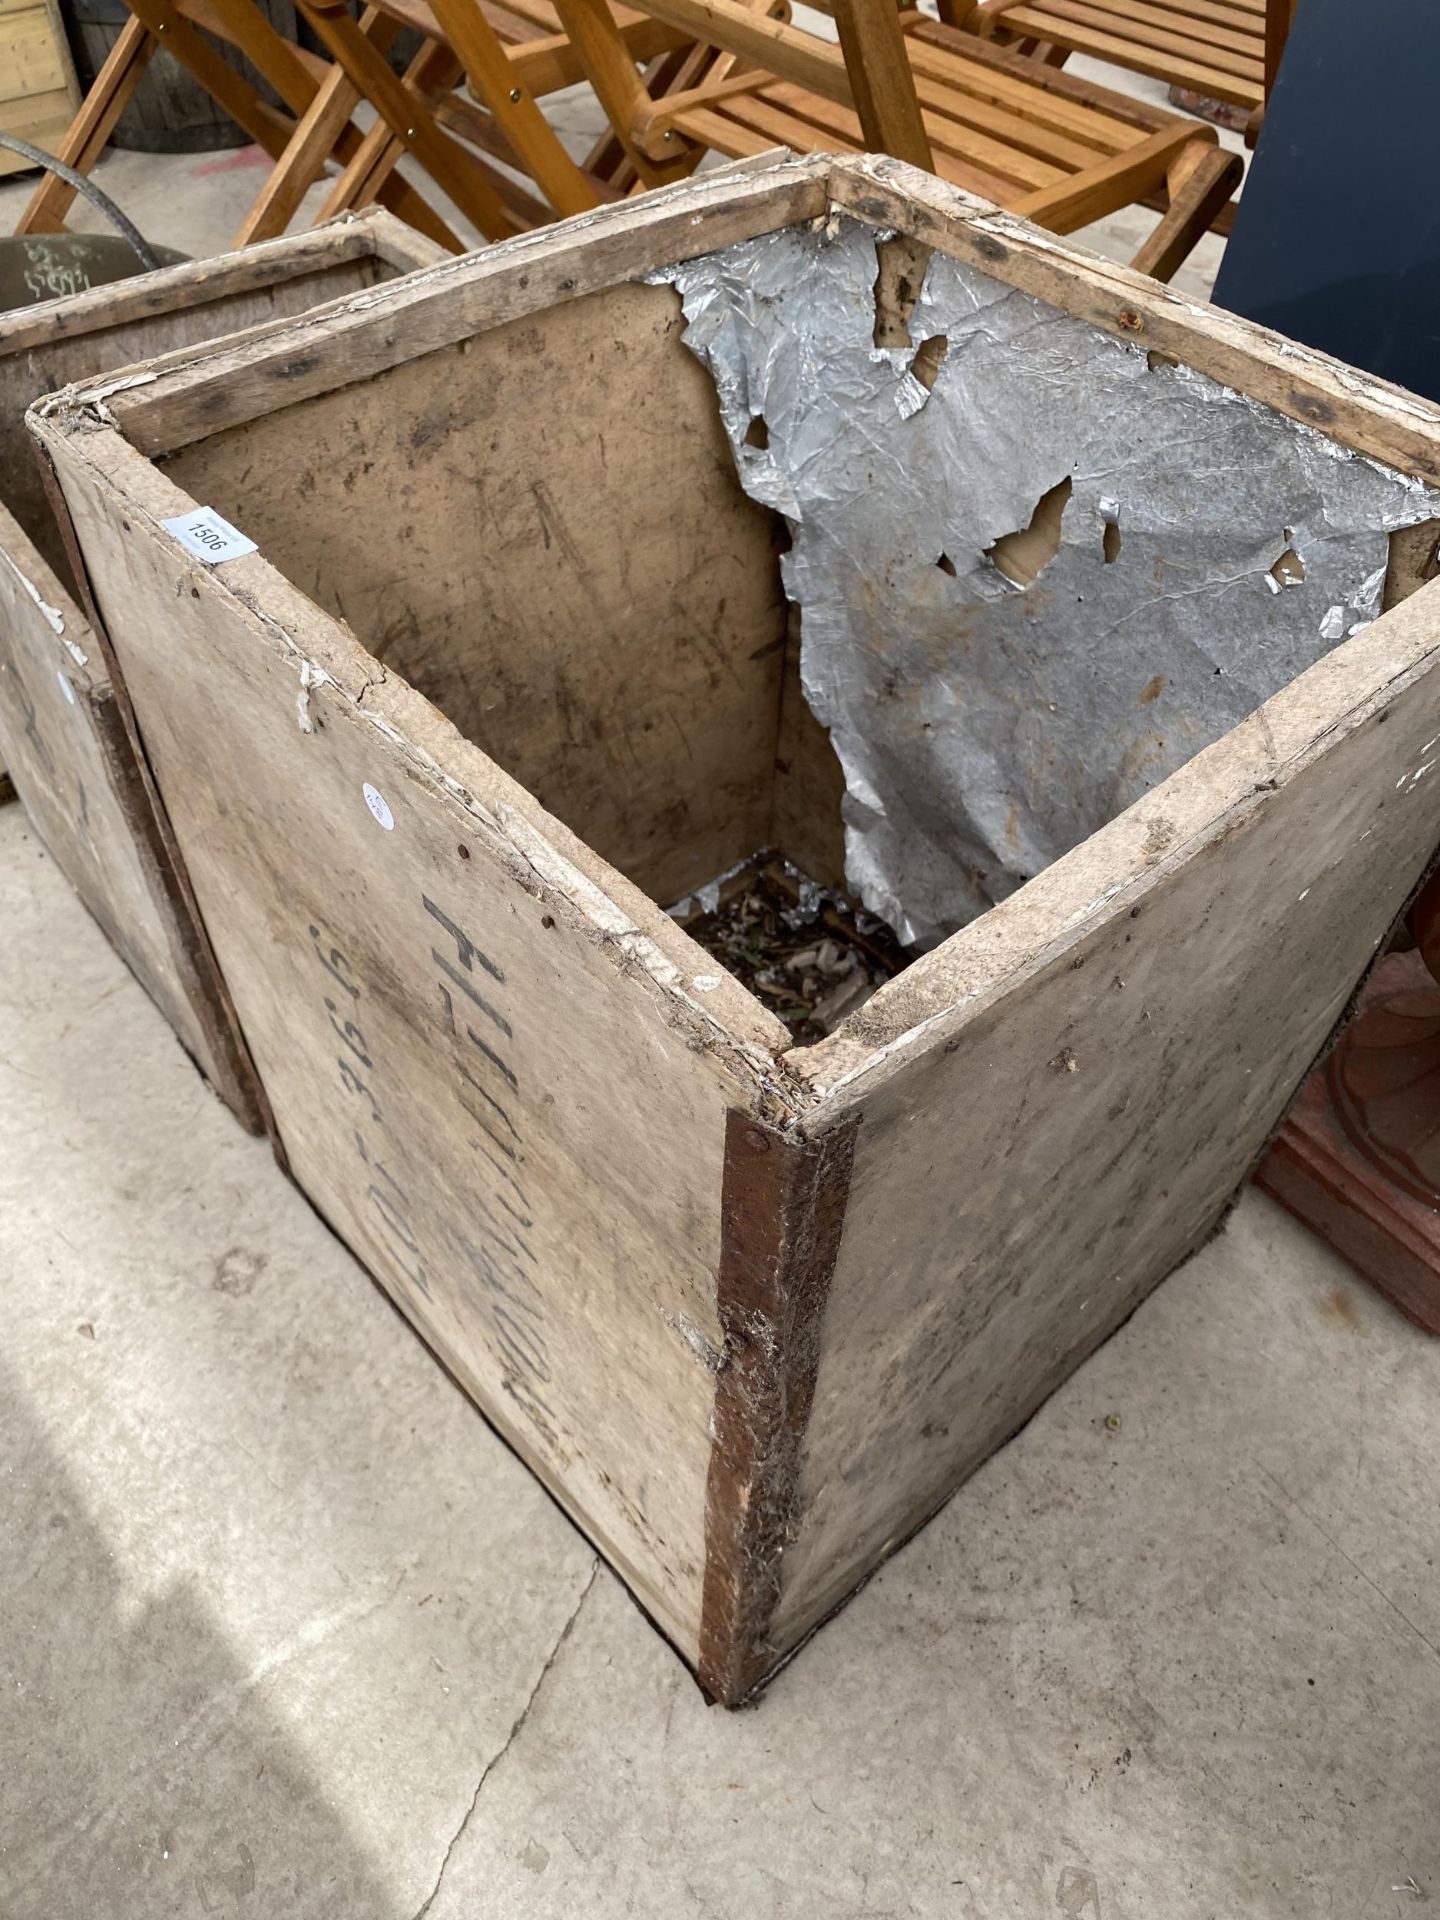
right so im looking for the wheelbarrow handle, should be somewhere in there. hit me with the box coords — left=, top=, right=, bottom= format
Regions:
left=0, top=131, right=163, bottom=274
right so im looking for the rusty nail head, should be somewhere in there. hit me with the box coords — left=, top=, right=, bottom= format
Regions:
left=1118, top=309, right=1144, bottom=333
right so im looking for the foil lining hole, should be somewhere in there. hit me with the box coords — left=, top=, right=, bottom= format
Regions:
left=987, top=476, right=1073, bottom=588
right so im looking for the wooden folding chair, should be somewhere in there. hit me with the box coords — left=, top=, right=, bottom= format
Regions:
left=12, top=0, right=686, bottom=253
left=12, top=0, right=461, bottom=250
left=954, top=0, right=1297, bottom=122
left=555, top=0, right=1242, bottom=282
left=281, top=0, right=704, bottom=245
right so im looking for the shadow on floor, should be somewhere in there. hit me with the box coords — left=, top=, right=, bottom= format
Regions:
left=0, top=1353, right=399, bottom=1920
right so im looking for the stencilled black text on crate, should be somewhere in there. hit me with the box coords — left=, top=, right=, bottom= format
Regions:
left=423, top=894, right=556, bottom=1444
left=305, top=904, right=557, bottom=1445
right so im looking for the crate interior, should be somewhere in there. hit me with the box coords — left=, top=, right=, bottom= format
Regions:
left=153, top=253, right=1440, bottom=1025
left=158, top=278, right=840, bottom=914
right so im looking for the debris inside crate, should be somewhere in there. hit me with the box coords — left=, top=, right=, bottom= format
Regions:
left=670, top=852, right=914, bottom=1041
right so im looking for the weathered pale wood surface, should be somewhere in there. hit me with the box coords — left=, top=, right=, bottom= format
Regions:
left=37, top=418, right=790, bottom=1658
left=0, top=500, right=250, bottom=1101
left=0, top=213, right=441, bottom=1125
left=159, top=279, right=789, bottom=906
left=776, top=580, right=1440, bottom=1654
left=94, top=158, right=834, bottom=456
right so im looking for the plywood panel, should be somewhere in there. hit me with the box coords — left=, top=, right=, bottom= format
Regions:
left=776, top=580, right=1440, bottom=1651
left=160, top=280, right=789, bottom=906
left=41, top=421, right=783, bottom=1657
left=0, top=216, right=442, bottom=1127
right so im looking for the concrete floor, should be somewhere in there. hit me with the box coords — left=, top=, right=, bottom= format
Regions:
left=3, top=70, right=1429, bottom=1920
left=4, top=797, right=1440, bottom=1920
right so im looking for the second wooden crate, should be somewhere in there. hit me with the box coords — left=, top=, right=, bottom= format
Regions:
left=0, top=208, right=443, bottom=1126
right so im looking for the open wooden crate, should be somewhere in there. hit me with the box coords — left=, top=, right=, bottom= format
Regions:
left=0, top=208, right=443, bottom=1129
left=30, top=155, right=1440, bottom=1702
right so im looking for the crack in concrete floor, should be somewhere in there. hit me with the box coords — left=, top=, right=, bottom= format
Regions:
left=412, top=1559, right=601, bottom=1920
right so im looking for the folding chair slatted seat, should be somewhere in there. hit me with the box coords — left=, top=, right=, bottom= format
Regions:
left=958, top=0, right=1291, bottom=116
left=556, top=0, right=1242, bottom=282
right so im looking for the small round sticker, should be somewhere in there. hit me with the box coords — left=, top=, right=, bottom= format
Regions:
left=57, top=671, right=76, bottom=706
left=362, top=782, right=395, bottom=831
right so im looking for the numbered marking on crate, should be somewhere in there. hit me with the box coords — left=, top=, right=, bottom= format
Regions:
left=160, top=505, right=258, bottom=565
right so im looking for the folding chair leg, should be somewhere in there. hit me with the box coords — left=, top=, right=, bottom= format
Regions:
left=299, top=0, right=521, bottom=242
left=124, top=0, right=298, bottom=154
left=427, top=0, right=598, bottom=218
left=234, top=46, right=367, bottom=243
left=13, top=14, right=155, bottom=235
left=315, top=39, right=465, bottom=248
left=832, top=0, right=933, bottom=169
left=229, top=3, right=416, bottom=244
left=1130, top=144, right=1243, bottom=284
left=552, top=0, right=705, bottom=188
left=199, top=0, right=321, bottom=115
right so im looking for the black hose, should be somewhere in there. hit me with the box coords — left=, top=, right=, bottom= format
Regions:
left=0, top=132, right=163, bottom=273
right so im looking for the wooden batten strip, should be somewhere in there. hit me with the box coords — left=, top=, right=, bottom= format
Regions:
left=0, top=212, right=381, bottom=357
left=94, top=159, right=831, bottom=454
left=1034, top=0, right=1265, bottom=70
left=1072, top=0, right=1260, bottom=56
left=998, top=3, right=1262, bottom=102
left=1148, top=0, right=1264, bottom=18
left=903, top=24, right=1162, bottom=144
left=699, top=1108, right=859, bottom=1706
left=672, top=104, right=777, bottom=158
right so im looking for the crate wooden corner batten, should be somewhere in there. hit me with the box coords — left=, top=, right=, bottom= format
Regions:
left=0, top=209, right=446, bottom=1129
left=30, top=156, right=1440, bottom=1700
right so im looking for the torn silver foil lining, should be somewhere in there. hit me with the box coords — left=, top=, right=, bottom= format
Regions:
left=658, top=219, right=1440, bottom=947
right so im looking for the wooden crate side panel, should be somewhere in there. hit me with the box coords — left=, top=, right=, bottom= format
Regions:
left=771, top=586, right=1440, bottom=1653
left=1, top=255, right=391, bottom=583
left=45, top=432, right=776, bottom=1659
left=0, top=502, right=246, bottom=1103
left=158, top=280, right=789, bottom=909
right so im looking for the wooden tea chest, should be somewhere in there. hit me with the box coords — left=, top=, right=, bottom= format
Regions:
left=0, top=209, right=443, bottom=1128
left=30, top=155, right=1440, bottom=1701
